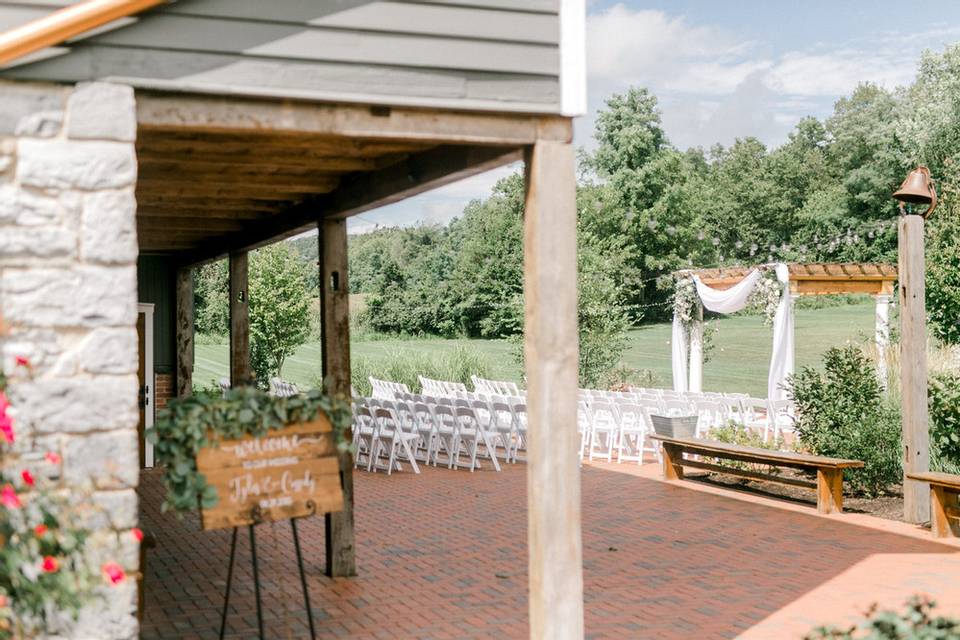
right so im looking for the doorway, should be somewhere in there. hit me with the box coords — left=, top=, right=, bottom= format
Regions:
left=137, top=303, right=155, bottom=468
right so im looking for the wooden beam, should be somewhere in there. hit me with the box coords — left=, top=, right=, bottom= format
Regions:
left=138, top=218, right=247, bottom=233
left=136, top=181, right=337, bottom=199
left=137, top=154, right=382, bottom=173
left=135, top=196, right=285, bottom=212
left=137, top=208, right=274, bottom=220
left=326, top=145, right=522, bottom=220
left=136, top=93, right=573, bottom=145
left=522, top=140, right=582, bottom=640
left=318, top=218, right=356, bottom=578
left=174, top=144, right=521, bottom=267
left=175, top=267, right=194, bottom=397
left=899, top=216, right=930, bottom=524
left=136, top=133, right=431, bottom=156
left=229, top=251, right=252, bottom=387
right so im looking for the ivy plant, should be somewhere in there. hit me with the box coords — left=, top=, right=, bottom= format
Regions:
left=147, top=386, right=353, bottom=515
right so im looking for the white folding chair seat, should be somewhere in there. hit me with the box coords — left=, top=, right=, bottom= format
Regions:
left=371, top=407, right=420, bottom=475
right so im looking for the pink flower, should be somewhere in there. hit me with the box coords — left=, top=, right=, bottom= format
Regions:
left=14, top=356, right=30, bottom=368
left=0, top=417, right=12, bottom=444
left=41, top=556, right=59, bottom=573
left=44, top=452, right=61, bottom=465
left=131, top=528, right=144, bottom=542
left=0, top=485, right=21, bottom=509
left=34, top=524, right=48, bottom=537
left=0, top=392, right=8, bottom=413
left=102, top=562, right=126, bottom=585
left=20, top=470, right=34, bottom=487
left=0, top=594, right=7, bottom=608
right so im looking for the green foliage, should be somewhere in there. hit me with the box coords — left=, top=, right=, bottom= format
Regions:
left=706, top=421, right=783, bottom=472
left=577, top=231, right=631, bottom=387
left=929, top=373, right=960, bottom=473
left=789, top=346, right=902, bottom=497
left=148, top=386, right=352, bottom=515
left=248, top=244, right=312, bottom=386
left=926, top=198, right=960, bottom=346
left=806, top=596, right=960, bottom=639
left=194, top=260, right=229, bottom=335
left=349, top=346, right=493, bottom=397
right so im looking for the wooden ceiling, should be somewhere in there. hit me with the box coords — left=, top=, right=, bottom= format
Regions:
left=135, top=128, right=433, bottom=254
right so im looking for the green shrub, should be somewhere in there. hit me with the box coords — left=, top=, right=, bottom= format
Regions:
left=706, top=421, right=783, bottom=472
left=789, top=346, right=902, bottom=497
left=930, top=372, right=960, bottom=474
left=805, top=595, right=960, bottom=639
left=348, top=346, right=495, bottom=396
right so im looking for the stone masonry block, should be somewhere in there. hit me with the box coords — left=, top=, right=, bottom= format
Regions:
left=1, top=265, right=137, bottom=327
left=78, top=327, right=138, bottom=375
left=66, top=82, right=136, bottom=142
left=0, top=185, right=62, bottom=225
left=17, top=139, right=136, bottom=190
left=15, top=110, right=63, bottom=138
left=82, top=189, right=137, bottom=264
left=0, top=81, right=67, bottom=136
left=0, top=226, right=76, bottom=261
left=63, top=428, right=139, bottom=488
left=10, top=375, right=137, bottom=435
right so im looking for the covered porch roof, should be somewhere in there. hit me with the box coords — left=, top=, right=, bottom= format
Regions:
left=134, top=92, right=569, bottom=263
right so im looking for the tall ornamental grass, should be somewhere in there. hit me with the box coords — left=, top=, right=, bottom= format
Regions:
left=349, top=346, right=495, bottom=396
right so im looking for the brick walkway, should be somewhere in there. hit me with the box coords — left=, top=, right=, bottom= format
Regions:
left=138, top=464, right=960, bottom=639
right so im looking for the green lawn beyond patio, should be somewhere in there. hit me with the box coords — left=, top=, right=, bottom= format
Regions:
left=194, top=301, right=876, bottom=398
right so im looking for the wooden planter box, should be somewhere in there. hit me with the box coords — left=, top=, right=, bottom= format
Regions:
left=195, top=415, right=344, bottom=530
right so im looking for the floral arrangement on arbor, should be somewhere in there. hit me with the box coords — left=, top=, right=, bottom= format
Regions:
left=0, top=357, right=131, bottom=638
left=672, top=277, right=699, bottom=326
left=748, top=270, right=783, bottom=326
left=148, top=386, right=353, bottom=515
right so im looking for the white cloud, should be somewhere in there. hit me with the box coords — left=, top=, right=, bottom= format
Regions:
left=766, top=50, right=915, bottom=96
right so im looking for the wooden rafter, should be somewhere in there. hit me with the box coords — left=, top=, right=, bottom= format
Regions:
left=676, top=262, right=897, bottom=296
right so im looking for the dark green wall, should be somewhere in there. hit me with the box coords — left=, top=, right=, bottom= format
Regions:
left=137, top=256, right=176, bottom=374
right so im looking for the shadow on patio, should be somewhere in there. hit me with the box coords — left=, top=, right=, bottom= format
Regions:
left=138, top=464, right=960, bottom=639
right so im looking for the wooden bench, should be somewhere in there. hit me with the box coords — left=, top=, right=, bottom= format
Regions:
left=906, top=471, right=960, bottom=538
left=649, top=435, right=864, bottom=514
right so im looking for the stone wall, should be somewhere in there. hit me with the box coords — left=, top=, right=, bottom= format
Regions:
left=0, top=81, right=140, bottom=639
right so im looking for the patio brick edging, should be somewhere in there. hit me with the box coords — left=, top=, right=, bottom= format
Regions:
left=0, top=80, right=140, bottom=639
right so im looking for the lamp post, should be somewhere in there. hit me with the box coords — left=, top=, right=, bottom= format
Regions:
left=893, top=166, right=937, bottom=524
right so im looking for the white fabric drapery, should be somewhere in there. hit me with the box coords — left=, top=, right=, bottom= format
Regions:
left=671, top=313, right=688, bottom=393
left=671, top=264, right=795, bottom=401
left=767, top=263, right=794, bottom=401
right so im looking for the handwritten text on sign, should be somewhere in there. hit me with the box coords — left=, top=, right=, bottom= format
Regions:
left=195, top=417, right=344, bottom=530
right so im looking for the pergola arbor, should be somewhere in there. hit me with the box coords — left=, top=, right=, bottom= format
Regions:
left=672, top=262, right=898, bottom=396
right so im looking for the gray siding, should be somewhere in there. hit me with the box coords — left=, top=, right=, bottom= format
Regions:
left=137, top=255, right=175, bottom=375
left=0, top=0, right=562, bottom=113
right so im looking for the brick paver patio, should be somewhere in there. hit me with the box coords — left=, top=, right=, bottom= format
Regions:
left=138, top=463, right=960, bottom=639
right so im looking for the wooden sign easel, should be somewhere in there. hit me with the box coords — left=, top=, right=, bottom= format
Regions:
left=195, top=417, right=344, bottom=640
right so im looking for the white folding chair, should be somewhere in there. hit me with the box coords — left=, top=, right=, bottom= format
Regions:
left=587, top=401, right=619, bottom=462
left=371, top=407, right=420, bottom=475
left=452, top=406, right=501, bottom=472
left=616, top=402, right=655, bottom=465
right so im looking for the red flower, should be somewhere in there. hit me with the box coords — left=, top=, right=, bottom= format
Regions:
left=20, top=470, right=34, bottom=487
left=41, top=556, right=59, bottom=573
left=0, top=485, right=20, bottom=509
left=102, top=562, right=125, bottom=585
left=14, top=356, right=30, bottom=368
left=34, top=524, right=48, bottom=537
left=131, top=528, right=144, bottom=542
left=44, top=452, right=61, bottom=465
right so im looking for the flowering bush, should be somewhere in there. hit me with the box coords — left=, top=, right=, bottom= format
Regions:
left=0, top=358, right=129, bottom=638
left=673, top=277, right=698, bottom=325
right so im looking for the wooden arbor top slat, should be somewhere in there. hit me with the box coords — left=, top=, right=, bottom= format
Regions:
left=675, top=262, right=897, bottom=296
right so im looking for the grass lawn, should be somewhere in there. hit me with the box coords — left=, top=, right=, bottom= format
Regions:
left=194, top=301, right=876, bottom=397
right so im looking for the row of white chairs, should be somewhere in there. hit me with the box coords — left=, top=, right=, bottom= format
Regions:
left=352, top=393, right=529, bottom=474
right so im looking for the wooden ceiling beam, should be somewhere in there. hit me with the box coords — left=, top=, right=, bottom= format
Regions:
left=136, top=183, right=327, bottom=200
left=137, top=207, right=275, bottom=220
left=136, top=136, right=431, bottom=158
left=136, top=154, right=382, bottom=173
left=136, top=93, right=573, bottom=146
left=137, top=173, right=340, bottom=191
left=138, top=217, right=247, bottom=233
left=173, top=144, right=522, bottom=268
left=135, top=196, right=285, bottom=211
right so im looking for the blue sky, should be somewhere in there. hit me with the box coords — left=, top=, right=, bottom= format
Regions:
left=346, top=0, right=960, bottom=234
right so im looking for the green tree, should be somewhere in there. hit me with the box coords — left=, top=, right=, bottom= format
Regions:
left=194, top=260, right=229, bottom=335
left=248, top=243, right=312, bottom=385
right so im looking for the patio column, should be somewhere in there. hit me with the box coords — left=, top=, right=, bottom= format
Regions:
left=175, top=266, right=194, bottom=397
left=688, top=302, right=704, bottom=393
left=523, top=139, right=583, bottom=639
left=229, top=250, right=251, bottom=387
left=899, top=216, right=930, bottom=524
left=319, top=218, right=357, bottom=577
left=875, top=292, right=892, bottom=389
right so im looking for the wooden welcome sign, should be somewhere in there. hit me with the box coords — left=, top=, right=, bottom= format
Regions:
left=195, top=415, right=344, bottom=530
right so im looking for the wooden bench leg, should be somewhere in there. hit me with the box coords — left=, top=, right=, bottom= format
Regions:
left=929, top=486, right=960, bottom=538
left=662, top=444, right=684, bottom=480
left=816, top=468, right=843, bottom=514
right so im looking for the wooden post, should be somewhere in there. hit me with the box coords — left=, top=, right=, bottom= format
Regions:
left=816, top=468, right=843, bottom=514
left=523, top=139, right=583, bottom=640
left=175, top=267, right=194, bottom=397
left=899, top=216, right=930, bottom=524
left=319, top=218, right=356, bottom=578
left=688, top=303, right=703, bottom=393
left=229, top=251, right=251, bottom=387
left=931, top=486, right=951, bottom=538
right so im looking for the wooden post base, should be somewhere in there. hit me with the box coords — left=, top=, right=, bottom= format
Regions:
left=662, top=444, right=684, bottom=481
left=931, top=486, right=960, bottom=538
